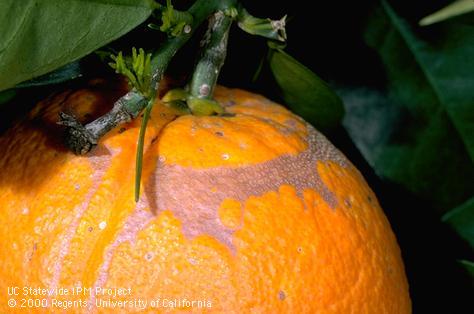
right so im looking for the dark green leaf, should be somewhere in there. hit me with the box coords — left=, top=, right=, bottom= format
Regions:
left=342, top=0, right=474, bottom=212
left=0, top=0, right=154, bottom=92
left=442, top=196, right=474, bottom=248
left=269, top=49, right=344, bottom=131
left=380, top=0, right=474, bottom=160
left=15, top=61, right=82, bottom=88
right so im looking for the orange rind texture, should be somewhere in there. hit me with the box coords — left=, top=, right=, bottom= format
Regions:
left=0, top=81, right=410, bottom=313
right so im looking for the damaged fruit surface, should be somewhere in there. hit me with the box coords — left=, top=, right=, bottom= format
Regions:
left=0, top=79, right=410, bottom=313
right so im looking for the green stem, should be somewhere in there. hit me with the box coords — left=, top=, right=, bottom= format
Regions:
left=149, top=0, right=237, bottom=95
left=61, top=0, right=252, bottom=201
left=189, top=11, right=233, bottom=100
left=59, top=90, right=147, bottom=155
left=135, top=0, right=236, bottom=201
left=136, top=1, right=233, bottom=201
left=62, top=0, right=237, bottom=154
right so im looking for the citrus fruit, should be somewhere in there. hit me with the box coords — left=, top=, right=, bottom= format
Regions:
left=0, top=79, right=411, bottom=313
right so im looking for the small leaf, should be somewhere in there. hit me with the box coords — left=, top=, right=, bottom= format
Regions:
left=159, top=0, right=193, bottom=37
left=15, top=61, right=82, bottom=88
left=187, top=97, right=224, bottom=116
left=419, top=0, right=474, bottom=26
left=165, top=100, right=191, bottom=115
left=135, top=100, right=154, bottom=202
left=237, top=8, right=287, bottom=42
left=268, top=49, right=344, bottom=130
left=162, top=88, right=189, bottom=102
left=109, top=48, right=152, bottom=96
left=442, top=196, right=474, bottom=248
left=0, top=0, right=154, bottom=91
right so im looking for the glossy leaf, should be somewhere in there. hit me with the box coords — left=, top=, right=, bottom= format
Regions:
left=342, top=0, right=474, bottom=212
left=0, top=0, right=154, bottom=92
left=269, top=49, right=344, bottom=130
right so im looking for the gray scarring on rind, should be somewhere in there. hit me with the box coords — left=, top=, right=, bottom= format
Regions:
left=144, top=125, right=349, bottom=251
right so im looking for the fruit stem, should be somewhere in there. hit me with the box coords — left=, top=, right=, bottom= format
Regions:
left=189, top=11, right=233, bottom=103
left=59, top=90, right=147, bottom=155
left=61, top=0, right=237, bottom=155
left=59, top=0, right=285, bottom=202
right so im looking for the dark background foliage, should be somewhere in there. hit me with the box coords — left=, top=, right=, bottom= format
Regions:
left=231, top=1, right=474, bottom=312
left=0, top=0, right=472, bottom=312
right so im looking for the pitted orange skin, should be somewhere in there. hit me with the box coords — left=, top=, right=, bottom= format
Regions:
left=158, top=88, right=309, bottom=168
left=0, top=79, right=411, bottom=313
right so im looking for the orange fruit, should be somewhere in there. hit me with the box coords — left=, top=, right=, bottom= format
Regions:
left=0, top=79, right=411, bottom=313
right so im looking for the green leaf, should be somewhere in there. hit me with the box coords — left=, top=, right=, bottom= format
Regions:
left=135, top=100, right=154, bottom=202
left=342, top=0, right=474, bottom=212
left=187, top=97, right=224, bottom=116
left=109, top=48, right=152, bottom=96
left=237, top=8, right=287, bottom=42
left=15, top=61, right=82, bottom=88
left=158, top=0, right=193, bottom=37
left=268, top=49, right=344, bottom=131
left=443, top=196, right=474, bottom=248
left=0, top=0, right=154, bottom=92
left=162, top=88, right=189, bottom=102
left=419, top=0, right=474, bottom=26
